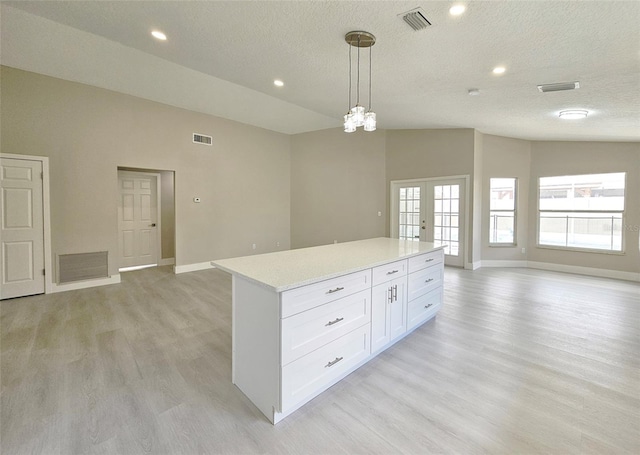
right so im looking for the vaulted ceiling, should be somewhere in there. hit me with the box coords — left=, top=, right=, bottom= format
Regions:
left=2, top=1, right=639, bottom=141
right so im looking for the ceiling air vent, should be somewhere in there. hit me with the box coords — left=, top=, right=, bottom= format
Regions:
left=193, top=133, right=212, bottom=146
left=537, top=81, right=580, bottom=93
left=399, top=7, right=432, bottom=31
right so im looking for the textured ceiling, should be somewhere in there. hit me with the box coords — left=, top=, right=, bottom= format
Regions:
left=2, top=0, right=639, bottom=140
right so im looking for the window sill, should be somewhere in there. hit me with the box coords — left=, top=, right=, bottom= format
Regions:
left=536, top=244, right=625, bottom=255
left=489, top=244, right=517, bottom=248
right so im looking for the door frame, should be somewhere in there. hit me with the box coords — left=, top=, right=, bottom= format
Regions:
left=390, top=175, right=472, bottom=269
left=117, top=169, right=162, bottom=271
left=1, top=153, right=53, bottom=294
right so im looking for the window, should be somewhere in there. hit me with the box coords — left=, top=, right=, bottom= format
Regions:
left=489, top=178, right=517, bottom=245
left=538, top=172, right=625, bottom=252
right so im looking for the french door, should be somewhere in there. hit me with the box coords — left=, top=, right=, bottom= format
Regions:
left=391, top=177, right=466, bottom=267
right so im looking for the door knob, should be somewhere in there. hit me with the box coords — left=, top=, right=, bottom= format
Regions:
left=150, top=223, right=156, bottom=227
left=421, top=226, right=425, bottom=230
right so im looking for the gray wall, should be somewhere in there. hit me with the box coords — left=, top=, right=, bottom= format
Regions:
left=528, top=141, right=640, bottom=273
left=1, top=66, right=291, bottom=276
left=480, top=134, right=532, bottom=261
left=3, top=66, right=637, bottom=280
left=290, top=128, right=387, bottom=248
left=385, top=129, right=477, bottom=265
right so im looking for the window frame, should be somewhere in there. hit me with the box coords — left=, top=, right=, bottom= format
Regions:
left=536, top=172, right=626, bottom=254
left=489, top=177, right=517, bottom=247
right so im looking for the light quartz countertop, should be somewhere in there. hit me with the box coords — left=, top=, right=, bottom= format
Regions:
left=211, top=237, right=444, bottom=292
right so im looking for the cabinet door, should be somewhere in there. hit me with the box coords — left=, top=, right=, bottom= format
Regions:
left=371, top=282, right=392, bottom=353
left=389, top=278, right=407, bottom=341
left=371, top=277, right=407, bottom=354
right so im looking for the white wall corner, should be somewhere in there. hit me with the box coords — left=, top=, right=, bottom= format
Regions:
left=49, top=274, right=121, bottom=294
left=159, top=258, right=175, bottom=266
left=527, top=261, right=640, bottom=283
left=174, top=261, right=216, bottom=274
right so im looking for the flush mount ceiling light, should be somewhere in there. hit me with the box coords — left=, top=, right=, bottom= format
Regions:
left=343, top=31, right=377, bottom=133
left=559, top=110, right=588, bottom=119
left=492, top=66, right=506, bottom=75
left=151, top=30, right=167, bottom=41
left=449, top=5, right=466, bottom=16
left=273, top=79, right=284, bottom=87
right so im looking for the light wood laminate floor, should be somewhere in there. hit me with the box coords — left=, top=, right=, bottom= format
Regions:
left=1, top=266, right=639, bottom=454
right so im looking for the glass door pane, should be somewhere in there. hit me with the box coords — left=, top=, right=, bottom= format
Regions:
left=433, top=184, right=460, bottom=256
left=398, top=186, right=422, bottom=241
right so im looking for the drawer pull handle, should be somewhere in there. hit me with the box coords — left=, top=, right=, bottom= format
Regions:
left=424, top=303, right=434, bottom=309
left=425, top=258, right=434, bottom=263
left=386, top=270, right=399, bottom=275
left=325, top=357, right=344, bottom=368
left=425, top=278, right=434, bottom=283
left=327, top=287, right=345, bottom=294
left=325, top=317, right=344, bottom=326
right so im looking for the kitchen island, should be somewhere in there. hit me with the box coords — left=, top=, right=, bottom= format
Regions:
left=212, top=237, right=445, bottom=424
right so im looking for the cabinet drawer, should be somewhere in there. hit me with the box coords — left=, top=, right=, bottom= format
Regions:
left=407, top=287, right=442, bottom=331
left=281, top=324, right=370, bottom=411
left=408, top=249, right=444, bottom=273
left=372, top=260, right=407, bottom=286
left=281, top=269, right=371, bottom=318
left=281, top=289, right=371, bottom=365
left=407, top=264, right=443, bottom=302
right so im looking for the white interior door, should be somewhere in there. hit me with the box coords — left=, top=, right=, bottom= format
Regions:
left=1, top=157, right=45, bottom=299
left=118, top=171, right=159, bottom=270
left=392, top=177, right=466, bottom=267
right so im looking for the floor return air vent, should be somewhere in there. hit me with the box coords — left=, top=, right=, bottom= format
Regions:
left=57, top=251, right=108, bottom=283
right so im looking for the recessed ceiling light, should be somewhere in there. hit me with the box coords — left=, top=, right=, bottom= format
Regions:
left=151, top=30, right=167, bottom=41
left=559, top=110, right=588, bottom=119
left=449, top=5, right=466, bottom=16
left=492, top=66, right=506, bottom=75
left=274, top=80, right=284, bottom=87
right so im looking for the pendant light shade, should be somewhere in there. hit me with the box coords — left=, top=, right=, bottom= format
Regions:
left=344, top=31, right=376, bottom=132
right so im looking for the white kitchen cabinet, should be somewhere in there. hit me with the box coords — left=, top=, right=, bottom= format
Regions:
left=371, top=276, right=407, bottom=354
left=212, top=238, right=445, bottom=424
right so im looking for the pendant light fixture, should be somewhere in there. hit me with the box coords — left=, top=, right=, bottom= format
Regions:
left=344, top=31, right=376, bottom=133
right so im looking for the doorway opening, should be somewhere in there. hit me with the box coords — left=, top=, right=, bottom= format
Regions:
left=117, top=167, right=175, bottom=272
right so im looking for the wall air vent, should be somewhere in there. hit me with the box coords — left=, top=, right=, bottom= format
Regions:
left=399, top=7, right=432, bottom=31
left=193, top=133, right=213, bottom=146
left=537, top=81, right=580, bottom=93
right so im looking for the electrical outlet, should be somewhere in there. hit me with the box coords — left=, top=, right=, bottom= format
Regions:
left=276, top=241, right=280, bottom=247
left=377, top=211, right=382, bottom=217
left=252, top=243, right=257, bottom=250
left=521, top=247, right=526, bottom=254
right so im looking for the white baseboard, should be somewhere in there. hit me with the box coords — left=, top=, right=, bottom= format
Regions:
left=159, top=258, right=175, bottom=266
left=174, top=261, right=216, bottom=274
left=50, top=274, right=121, bottom=293
left=481, top=260, right=528, bottom=268
left=527, top=261, right=640, bottom=282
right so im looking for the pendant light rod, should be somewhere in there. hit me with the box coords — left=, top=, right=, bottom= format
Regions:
left=369, top=45, right=372, bottom=110
left=356, top=35, right=360, bottom=105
